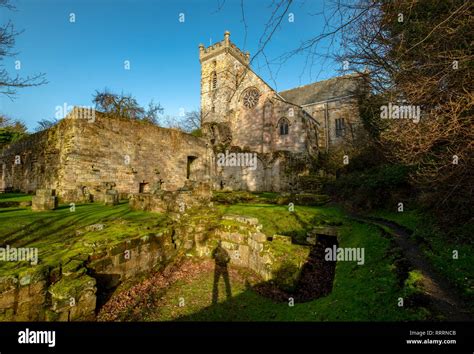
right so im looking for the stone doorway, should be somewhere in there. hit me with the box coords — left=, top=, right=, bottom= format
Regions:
left=187, top=156, right=198, bottom=180
left=139, top=182, right=149, bottom=193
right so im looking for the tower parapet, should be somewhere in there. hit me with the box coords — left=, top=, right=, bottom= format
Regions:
left=199, top=31, right=250, bottom=66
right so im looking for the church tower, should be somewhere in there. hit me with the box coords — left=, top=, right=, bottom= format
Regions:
left=199, top=31, right=250, bottom=126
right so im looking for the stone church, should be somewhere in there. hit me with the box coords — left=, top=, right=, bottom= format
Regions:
left=0, top=31, right=364, bottom=201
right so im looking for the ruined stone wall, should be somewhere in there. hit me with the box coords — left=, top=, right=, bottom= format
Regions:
left=212, top=152, right=309, bottom=192
left=58, top=112, right=211, bottom=202
left=0, top=110, right=213, bottom=202
left=129, top=182, right=212, bottom=213
left=0, top=230, right=177, bottom=321
left=0, top=119, right=75, bottom=194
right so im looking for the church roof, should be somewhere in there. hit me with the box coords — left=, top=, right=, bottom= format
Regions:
left=278, top=74, right=361, bottom=106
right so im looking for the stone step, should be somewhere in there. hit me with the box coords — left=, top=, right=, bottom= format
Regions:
left=221, top=214, right=259, bottom=226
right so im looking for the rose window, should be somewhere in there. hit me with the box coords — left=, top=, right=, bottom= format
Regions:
left=242, top=88, right=260, bottom=109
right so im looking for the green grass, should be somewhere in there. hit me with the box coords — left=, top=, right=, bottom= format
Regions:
left=369, top=209, right=473, bottom=311
left=217, top=203, right=343, bottom=243
left=252, top=192, right=280, bottom=200
left=0, top=199, right=170, bottom=276
left=412, top=222, right=473, bottom=308
left=0, top=193, right=33, bottom=203
left=369, top=209, right=421, bottom=231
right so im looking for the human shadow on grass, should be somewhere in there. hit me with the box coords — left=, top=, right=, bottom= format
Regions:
left=211, top=241, right=232, bottom=304
left=175, top=238, right=338, bottom=321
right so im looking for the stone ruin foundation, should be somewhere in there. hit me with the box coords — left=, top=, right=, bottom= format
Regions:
left=129, top=181, right=212, bottom=213
left=31, top=189, right=58, bottom=211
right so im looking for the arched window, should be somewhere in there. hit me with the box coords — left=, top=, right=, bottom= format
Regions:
left=211, top=71, right=217, bottom=90
left=279, top=118, right=289, bottom=136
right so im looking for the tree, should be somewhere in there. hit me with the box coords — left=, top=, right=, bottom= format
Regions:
left=142, top=100, right=163, bottom=125
left=0, top=114, right=28, bottom=149
left=34, top=118, right=58, bottom=132
left=255, top=0, right=472, bottom=225
left=154, top=110, right=202, bottom=135
left=0, top=0, right=46, bottom=98
left=337, top=0, right=473, bottom=225
left=179, top=110, right=201, bottom=133
left=92, top=89, right=163, bottom=124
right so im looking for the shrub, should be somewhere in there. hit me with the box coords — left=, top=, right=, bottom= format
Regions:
left=324, top=164, right=413, bottom=210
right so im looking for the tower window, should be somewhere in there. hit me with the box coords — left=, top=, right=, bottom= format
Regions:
left=279, top=118, right=289, bottom=136
left=335, top=118, right=345, bottom=137
left=211, top=71, right=217, bottom=90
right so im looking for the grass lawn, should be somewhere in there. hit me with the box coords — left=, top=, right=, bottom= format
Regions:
left=0, top=193, right=33, bottom=203
left=217, top=203, right=343, bottom=243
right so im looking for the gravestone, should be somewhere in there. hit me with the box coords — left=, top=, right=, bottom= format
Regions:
left=104, top=189, right=119, bottom=206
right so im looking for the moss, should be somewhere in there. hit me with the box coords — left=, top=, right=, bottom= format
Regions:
left=0, top=200, right=172, bottom=278
left=44, top=309, right=60, bottom=321
left=405, top=270, right=424, bottom=291
left=217, top=203, right=344, bottom=243
left=212, top=191, right=257, bottom=204
left=18, top=265, right=49, bottom=285
left=49, top=274, right=96, bottom=300
left=271, top=261, right=302, bottom=292
left=276, top=193, right=331, bottom=206
left=266, top=238, right=309, bottom=290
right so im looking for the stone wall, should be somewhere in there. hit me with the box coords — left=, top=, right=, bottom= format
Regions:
left=129, top=181, right=212, bottom=213
left=0, top=268, right=49, bottom=321
left=0, top=229, right=177, bottom=321
left=0, top=119, right=75, bottom=194
left=59, top=111, right=211, bottom=202
left=0, top=204, right=312, bottom=321
left=0, top=109, right=212, bottom=202
left=87, top=230, right=177, bottom=294
left=200, top=33, right=318, bottom=156
left=303, top=98, right=362, bottom=150
left=199, top=32, right=319, bottom=193
left=195, top=214, right=310, bottom=289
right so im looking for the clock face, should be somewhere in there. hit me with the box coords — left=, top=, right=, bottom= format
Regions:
left=242, top=88, right=260, bottom=109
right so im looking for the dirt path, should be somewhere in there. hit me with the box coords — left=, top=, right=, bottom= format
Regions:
left=353, top=215, right=471, bottom=321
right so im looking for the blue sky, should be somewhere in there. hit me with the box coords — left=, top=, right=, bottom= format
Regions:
left=0, top=0, right=340, bottom=131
